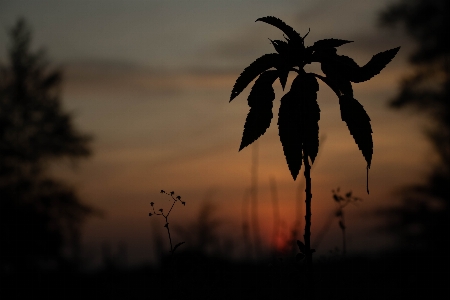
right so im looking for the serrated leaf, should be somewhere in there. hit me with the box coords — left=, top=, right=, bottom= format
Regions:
left=278, top=87, right=303, bottom=179
left=302, top=75, right=320, bottom=164
left=256, top=16, right=304, bottom=47
left=316, top=75, right=354, bottom=104
left=240, top=71, right=278, bottom=150
left=339, top=95, right=373, bottom=168
left=297, top=240, right=305, bottom=253
left=172, top=242, right=185, bottom=253
left=230, top=53, right=280, bottom=102
left=247, top=70, right=279, bottom=107
left=318, top=53, right=358, bottom=97
left=270, top=39, right=289, bottom=54
left=311, top=39, right=353, bottom=50
left=278, top=73, right=320, bottom=180
left=321, top=54, right=360, bottom=80
left=351, top=47, right=400, bottom=83
left=240, top=106, right=273, bottom=151
left=277, top=67, right=290, bottom=90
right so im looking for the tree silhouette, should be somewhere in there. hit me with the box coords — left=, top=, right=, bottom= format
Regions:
left=230, top=16, right=399, bottom=295
left=0, top=19, right=95, bottom=272
left=378, top=0, right=450, bottom=255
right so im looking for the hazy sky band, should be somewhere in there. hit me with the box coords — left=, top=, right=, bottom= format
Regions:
left=0, top=0, right=426, bottom=266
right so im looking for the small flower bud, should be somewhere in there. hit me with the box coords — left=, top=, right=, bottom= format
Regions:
left=160, top=190, right=165, bottom=193
left=176, top=196, right=181, bottom=200
left=159, top=208, right=163, bottom=212
left=149, top=213, right=153, bottom=216
left=181, top=201, right=185, bottom=206
left=150, top=202, right=154, bottom=206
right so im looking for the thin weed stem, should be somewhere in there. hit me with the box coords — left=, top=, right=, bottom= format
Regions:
left=149, top=190, right=186, bottom=255
left=332, top=188, right=362, bottom=257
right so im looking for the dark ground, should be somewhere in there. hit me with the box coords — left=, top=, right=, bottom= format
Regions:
left=3, top=250, right=448, bottom=300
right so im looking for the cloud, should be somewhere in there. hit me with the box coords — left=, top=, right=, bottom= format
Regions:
left=63, top=59, right=240, bottom=99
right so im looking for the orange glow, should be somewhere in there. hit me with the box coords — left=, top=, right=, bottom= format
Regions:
left=1, top=1, right=424, bottom=266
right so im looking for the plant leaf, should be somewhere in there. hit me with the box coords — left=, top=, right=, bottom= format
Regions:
left=351, top=47, right=400, bottom=83
left=278, top=85, right=303, bottom=180
left=172, top=241, right=185, bottom=253
left=256, top=16, right=303, bottom=45
left=230, top=53, right=280, bottom=102
left=247, top=70, right=279, bottom=107
left=297, top=240, right=305, bottom=253
left=277, top=67, right=290, bottom=90
left=270, top=39, right=289, bottom=54
left=311, top=39, right=353, bottom=50
left=303, top=75, right=320, bottom=164
left=339, top=95, right=373, bottom=168
left=240, top=70, right=278, bottom=150
left=278, top=73, right=320, bottom=180
left=321, top=53, right=360, bottom=80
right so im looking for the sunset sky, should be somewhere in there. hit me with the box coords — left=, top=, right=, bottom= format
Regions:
left=0, top=0, right=431, bottom=267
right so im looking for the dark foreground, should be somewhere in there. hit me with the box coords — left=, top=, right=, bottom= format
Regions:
left=3, top=251, right=448, bottom=300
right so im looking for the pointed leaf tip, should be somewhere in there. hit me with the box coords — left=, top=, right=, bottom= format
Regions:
left=230, top=53, right=280, bottom=102
left=239, top=70, right=278, bottom=150
left=339, top=95, right=373, bottom=169
left=256, top=16, right=303, bottom=45
left=297, top=240, right=305, bottom=252
left=351, top=46, right=401, bottom=83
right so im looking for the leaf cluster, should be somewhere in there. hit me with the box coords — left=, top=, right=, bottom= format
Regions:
left=230, top=16, right=400, bottom=181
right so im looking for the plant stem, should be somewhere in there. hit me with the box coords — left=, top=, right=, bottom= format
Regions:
left=251, top=142, right=262, bottom=258
left=270, top=177, right=280, bottom=254
left=164, top=215, right=173, bottom=254
left=341, top=210, right=346, bottom=257
left=303, top=153, right=314, bottom=298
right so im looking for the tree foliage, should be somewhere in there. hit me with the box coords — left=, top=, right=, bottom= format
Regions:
left=0, top=19, right=94, bottom=271
left=378, top=0, right=450, bottom=252
left=230, top=16, right=399, bottom=183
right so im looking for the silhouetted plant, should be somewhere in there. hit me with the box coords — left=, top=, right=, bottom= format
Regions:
left=149, top=190, right=185, bottom=255
left=332, top=188, right=362, bottom=256
left=230, top=16, right=399, bottom=295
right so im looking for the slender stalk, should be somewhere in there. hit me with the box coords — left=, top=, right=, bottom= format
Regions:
left=303, top=153, right=314, bottom=298
left=340, top=210, right=347, bottom=257
left=164, top=215, right=173, bottom=254
left=270, top=177, right=280, bottom=253
left=241, top=188, right=252, bottom=258
left=342, top=226, right=346, bottom=257
left=251, top=141, right=262, bottom=258
left=150, top=190, right=186, bottom=256
left=294, top=179, right=305, bottom=241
